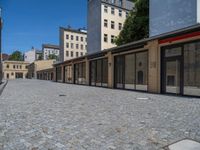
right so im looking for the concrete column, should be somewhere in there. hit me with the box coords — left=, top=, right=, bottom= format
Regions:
left=107, top=51, right=114, bottom=88
left=148, top=40, right=160, bottom=93
left=85, top=58, right=90, bottom=85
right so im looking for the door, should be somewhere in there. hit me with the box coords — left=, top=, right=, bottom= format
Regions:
left=165, top=59, right=181, bottom=94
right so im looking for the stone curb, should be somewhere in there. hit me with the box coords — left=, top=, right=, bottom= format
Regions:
left=0, top=80, right=8, bottom=96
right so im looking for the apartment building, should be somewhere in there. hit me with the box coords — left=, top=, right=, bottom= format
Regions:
left=3, top=61, right=30, bottom=79
left=24, top=47, right=42, bottom=63
left=60, top=27, right=87, bottom=62
left=87, top=0, right=134, bottom=54
left=42, top=44, right=60, bottom=61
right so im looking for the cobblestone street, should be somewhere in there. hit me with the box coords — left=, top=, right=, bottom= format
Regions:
left=0, top=79, right=200, bottom=150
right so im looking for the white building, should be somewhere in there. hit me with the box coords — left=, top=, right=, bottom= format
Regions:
left=87, top=0, right=134, bottom=54
left=150, top=0, right=200, bottom=36
left=59, top=27, right=87, bottom=62
left=24, top=47, right=42, bottom=63
left=42, top=44, right=60, bottom=61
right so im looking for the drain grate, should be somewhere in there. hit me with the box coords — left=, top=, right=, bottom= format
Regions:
left=59, top=94, right=66, bottom=97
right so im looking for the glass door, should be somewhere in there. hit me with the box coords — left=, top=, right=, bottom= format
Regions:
left=165, top=59, right=181, bottom=94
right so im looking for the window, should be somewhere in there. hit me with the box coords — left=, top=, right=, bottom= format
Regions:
left=111, top=0, right=115, bottom=4
left=11, top=72, right=14, bottom=76
left=119, top=10, right=122, bottom=17
left=85, top=45, right=87, bottom=50
left=66, top=51, right=69, bottom=57
left=66, top=34, right=69, bottom=39
left=76, top=44, right=79, bottom=49
left=81, top=44, right=83, bottom=50
left=111, top=7, right=115, bottom=15
left=13, top=65, right=15, bottom=69
left=119, top=23, right=122, bottom=30
left=126, top=12, right=129, bottom=18
left=111, top=35, right=115, bottom=44
left=71, top=43, right=74, bottom=49
left=81, top=37, right=83, bottom=42
left=111, top=21, right=115, bottom=29
left=71, top=35, right=74, bottom=40
left=104, top=19, right=108, bottom=27
left=76, top=36, right=79, bottom=41
left=6, top=64, right=9, bottom=68
left=74, top=62, right=86, bottom=85
left=76, top=52, right=79, bottom=57
left=71, top=51, right=73, bottom=57
left=85, top=38, right=87, bottom=42
left=119, top=0, right=123, bottom=6
left=81, top=52, right=83, bottom=56
left=66, top=43, right=69, bottom=48
left=7, top=73, right=9, bottom=79
left=104, top=5, right=108, bottom=13
left=104, top=34, right=108, bottom=42
left=20, top=65, right=22, bottom=69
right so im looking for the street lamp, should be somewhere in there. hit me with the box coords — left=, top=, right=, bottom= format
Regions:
left=0, top=8, right=2, bottom=83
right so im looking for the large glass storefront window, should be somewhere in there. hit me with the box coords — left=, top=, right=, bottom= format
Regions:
left=74, top=62, right=86, bottom=85
left=56, top=67, right=62, bottom=81
left=115, top=51, right=148, bottom=91
left=184, top=42, right=200, bottom=96
left=64, top=65, right=73, bottom=83
left=90, top=58, right=108, bottom=87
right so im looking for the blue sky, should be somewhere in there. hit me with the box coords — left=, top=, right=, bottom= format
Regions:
left=0, top=0, right=87, bottom=54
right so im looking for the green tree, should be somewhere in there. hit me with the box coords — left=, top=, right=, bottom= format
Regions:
left=9, top=50, right=23, bottom=61
left=38, top=54, right=43, bottom=60
left=48, top=54, right=58, bottom=60
left=115, top=0, right=149, bottom=46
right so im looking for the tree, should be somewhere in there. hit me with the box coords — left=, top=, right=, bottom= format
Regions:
left=48, top=54, right=58, bottom=60
left=9, top=50, right=23, bottom=61
left=115, top=0, right=149, bottom=46
left=38, top=54, right=43, bottom=60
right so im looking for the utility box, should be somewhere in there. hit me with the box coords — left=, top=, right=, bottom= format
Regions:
left=150, top=0, right=200, bottom=37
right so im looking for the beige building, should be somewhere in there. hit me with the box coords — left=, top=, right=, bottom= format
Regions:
left=27, top=59, right=56, bottom=79
left=87, top=0, right=134, bottom=54
left=59, top=27, right=87, bottom=62
left=3, top=61, right=30, bottom=80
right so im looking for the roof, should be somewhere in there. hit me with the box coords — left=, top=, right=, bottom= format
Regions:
left=3, top=60, right=30, bottom=64
left=60, top=27, right=87, bottom=35
left=55, top=24, right=200, bottom=66
left=42, top=44, right=60, bottom=49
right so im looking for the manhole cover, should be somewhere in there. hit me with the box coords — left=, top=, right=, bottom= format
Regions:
left=168, top=139, right=200, bottom=150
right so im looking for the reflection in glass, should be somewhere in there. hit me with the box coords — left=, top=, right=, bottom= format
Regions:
left=184, top=42, right=200, bottom=96
left=136, top=52, right=148, bottom=91
left=166, top=60, right=180, bottom=94
left=65, top=65, right=72, bottom=83
left=125, top=54, right=135, bottom=89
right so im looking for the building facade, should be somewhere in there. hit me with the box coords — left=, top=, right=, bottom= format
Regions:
left=42, top=25, right=200, bottom=97
left=42, top=44, right=60, bottom=61
left=27, top=59, right=56, bottom=79
left=87, top=0, right=134, bottom=54
left=150, top=0, right=200, bottom=37
left=3, top=61, right=29, bottom=79
left=59, top=27, right=87, bottom=62
left=24, top=47, right=42, bottom=63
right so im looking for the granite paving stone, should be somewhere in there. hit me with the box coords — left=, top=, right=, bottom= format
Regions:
left=0, top=79, right=200, bottom=150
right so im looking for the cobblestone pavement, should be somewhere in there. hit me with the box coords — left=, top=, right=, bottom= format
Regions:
left=0, top=79, right=200, bottom=150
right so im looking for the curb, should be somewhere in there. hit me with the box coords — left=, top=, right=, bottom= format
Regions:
left=0, top=80, right=8, bottom=96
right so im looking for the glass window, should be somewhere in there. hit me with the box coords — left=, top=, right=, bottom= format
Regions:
left=76, top=36, right=79, bottom=41
left=71, top=35, right=74, bottom=40
left=76, top=52, right=79, bottom=57
left=104, top=34, right=108, bottom=42
left=66, top=51, right=69, bottom=57
left=96, top=60, right=102, bottom=86
left=111, top=21, right=115, bottom=29
left=90, top=61, right=96, bottom=86
left=102, top=58, right=108, bottom=87
left=66, top=43, right=69, bottom=48
left=71, top=51, right=73, bottom=57
left=56, top=67, right=62, bottom=81
left=136, top=52, right=148, bottom=91
left=66, top=34, right=69, bottom=39
left=104, top=19, right=108, bottom=27
left=165, top=47, right=182, bottom=57
left=65, top=65, right=72, bottom=83
left=119, top=23, right=122, bottom=30
left=125, top=54, right=135, bottom=90
left=74, top=62, right=86, bottom=85
left=81, top=37, right=83, bottom=42
left=115, top=56, right=124, bottom=88
left=184, top=42, right=200, bottom=96
left=71, top=43, right=74, bottom=49
left=119, top=10, right=122, bottom=17
left=81, top=44, right=83, bottom=50
left=76, top=44, right=79, bottom=49
left=104, top=5, right=108, bottom=13
left=111, top=35, right=115, bottom=44
left=111, top=7, right=115, bottom=15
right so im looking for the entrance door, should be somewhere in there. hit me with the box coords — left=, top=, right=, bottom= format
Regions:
left=165, top=59, right=181, bottom=94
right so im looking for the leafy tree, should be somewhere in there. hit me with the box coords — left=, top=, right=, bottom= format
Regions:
left=48, top=54, right=58, bottom=60
left=38, top=54, right=43, bottom=60
left=9, top=50, right=23, bottom=61
left=115, top=0, right=149, bottom=46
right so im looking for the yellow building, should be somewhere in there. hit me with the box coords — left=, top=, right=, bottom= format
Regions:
left=27, top=59, right=56, bottom=79
left=3, top=61, right=30, bottom=80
